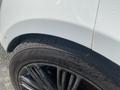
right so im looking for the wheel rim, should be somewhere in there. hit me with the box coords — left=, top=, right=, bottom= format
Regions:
left=18, top=63, right=102, bottom=90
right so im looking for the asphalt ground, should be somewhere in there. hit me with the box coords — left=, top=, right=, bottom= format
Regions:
left=0, top=44, right=14, bottom=90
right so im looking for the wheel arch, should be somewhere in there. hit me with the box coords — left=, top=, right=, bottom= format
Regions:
left=0, top=19, right=92, bottom=51
left=8, top=33, right=120, bottom=87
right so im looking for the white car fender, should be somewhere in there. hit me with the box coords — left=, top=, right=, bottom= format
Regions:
left=0, top=0, right=99, bottom=51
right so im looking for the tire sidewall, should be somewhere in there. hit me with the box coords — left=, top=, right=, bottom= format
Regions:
left=10, top=46, right=118, bottom=90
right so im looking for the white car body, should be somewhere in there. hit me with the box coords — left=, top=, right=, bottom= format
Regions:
left=0, top=0, right=120, bottom=65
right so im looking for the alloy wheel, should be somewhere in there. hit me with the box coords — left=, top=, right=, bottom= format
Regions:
left=18, top=63, right=102, bottom=90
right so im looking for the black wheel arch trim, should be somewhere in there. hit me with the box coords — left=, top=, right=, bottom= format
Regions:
left=8, top=33, right=120, bottom=87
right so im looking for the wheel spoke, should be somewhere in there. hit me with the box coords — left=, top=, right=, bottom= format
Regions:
left=33, top=64, right=55, bottom=90
left=22, top=65, right=55, bottom=90
left=57, top=68, right=81, bottom=90
left=19, top=76, right=40, bottom=90
left=61, top=71, right=67, bottom=90
left=67, top=74, right=75, bottom=90
left=57, top=68, right=62, bottom=90
left=25, top=66, right=46, bottom=89
left=71, top=76, right=82, bottom=90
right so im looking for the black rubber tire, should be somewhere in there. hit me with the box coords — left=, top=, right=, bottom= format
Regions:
left=9, top=42, right=120, bottom=90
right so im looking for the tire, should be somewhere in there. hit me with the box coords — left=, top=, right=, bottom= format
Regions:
left=9, top=41, right=120, bottom=90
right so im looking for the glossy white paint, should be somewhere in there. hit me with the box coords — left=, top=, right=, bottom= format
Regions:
left=0, top=0, right=99, bottom=50
left=93, top=0, right=120, bottom=65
